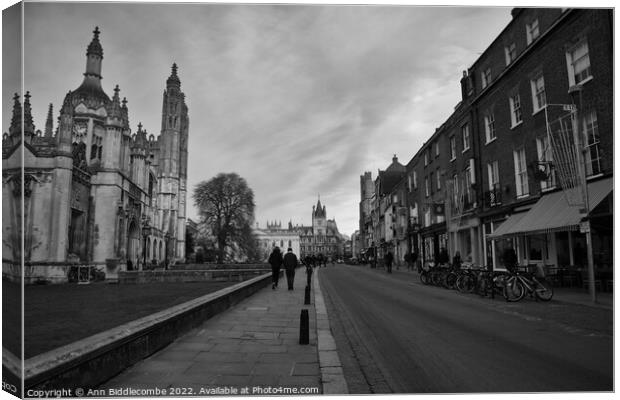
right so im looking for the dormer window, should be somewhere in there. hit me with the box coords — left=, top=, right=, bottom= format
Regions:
left=526, top=19, right=540, bottom=45
left=505, top=42, right=517, bottom=65
left=481, top=68, right=491, bottom=89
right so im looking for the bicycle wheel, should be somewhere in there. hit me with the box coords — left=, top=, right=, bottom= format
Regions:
left=420, top=271, right=430, bottom=285
left=431, top=271, right=442, bottom=286
left=444, top=272, right=458, bottom=290
left=503, top=278, right=525, bottom=302
left=455, top=274, right=467, bottom=292
left=462, top=273, right=476, bottom=293
left=534, top=278, right=554, bottom=301
left=476, top=274, right=489, bottom=296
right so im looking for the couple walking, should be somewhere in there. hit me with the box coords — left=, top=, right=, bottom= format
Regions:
left=268, top=247, right=298, bottom=290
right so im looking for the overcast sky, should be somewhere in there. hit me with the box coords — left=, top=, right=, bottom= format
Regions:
left=2, top=2, right=515, bottom=236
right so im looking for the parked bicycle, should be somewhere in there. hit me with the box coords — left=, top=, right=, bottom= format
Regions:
left=503, top=266, right=554, bottom=302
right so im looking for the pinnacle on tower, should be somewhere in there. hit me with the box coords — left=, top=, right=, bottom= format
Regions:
left=45, top=103, right=54, bottom=137
left=107, top=84, right=122, bottom=120
left=87, top=26, right=103, bottom=57
left=23, top=91, right=35, bottom=136
left=9, top=93, right=22, bottom=137
left=121, top=97, right=129, bottom=128
left=166, top=62, right=181, bottom=88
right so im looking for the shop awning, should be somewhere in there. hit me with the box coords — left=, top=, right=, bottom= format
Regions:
left=487, top=212, right=528, bottom=238
left=489, top=177, right=612, bottom=238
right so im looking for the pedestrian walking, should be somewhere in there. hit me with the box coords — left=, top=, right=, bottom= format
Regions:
left=452, top=251, right=462, bottom=270
left=385, top=251, right=394, bottom=274
left=404, top=252, right=412, bottom=271
left=436, top=247, right=449, bottom=267
left=283, top=247, right=299, bottom=290
left=268, top=247, right=283, bottom=290
left=412, top=250, right=421, bottom=273
left=305, top=261, right=313, bottom=287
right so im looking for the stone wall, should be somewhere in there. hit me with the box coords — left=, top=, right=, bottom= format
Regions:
left=118, top=268, right=270, bottom=284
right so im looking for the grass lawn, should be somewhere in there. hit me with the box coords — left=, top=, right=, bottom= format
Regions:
left=3, top=280, right=236, bottom=359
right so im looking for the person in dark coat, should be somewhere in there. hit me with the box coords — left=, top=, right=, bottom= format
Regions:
left=384, top=251, right=394, bottom=273
left=502, top=246, right=518, bottom=272
left=452, top=251, right=462, bottom=270
left=268, top=247, right=283, bottom=290
left=436, top=247, right=450, bottom=266
left=412, top=250, right=420, bottom=273
left=283, top=247, right=299, bottom=290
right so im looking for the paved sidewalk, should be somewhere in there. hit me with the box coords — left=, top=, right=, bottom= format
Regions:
left=101, top=268, right=323, bottom=395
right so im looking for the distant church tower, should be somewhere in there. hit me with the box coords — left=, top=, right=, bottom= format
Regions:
left=312, top=197, right=327, bottom=236
left=158, top=63, right=189, bottom=262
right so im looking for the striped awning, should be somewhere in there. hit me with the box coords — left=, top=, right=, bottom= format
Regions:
left=489, top=177, right=612, bottom=238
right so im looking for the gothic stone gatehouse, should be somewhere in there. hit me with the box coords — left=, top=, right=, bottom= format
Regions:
left=2, top=27, right=189, bottom=283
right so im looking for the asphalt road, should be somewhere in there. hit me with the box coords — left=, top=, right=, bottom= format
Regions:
left=319, top=264, right=613, bottom=394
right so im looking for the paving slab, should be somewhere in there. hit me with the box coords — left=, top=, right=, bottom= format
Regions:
left=101, top=267, right=322, bottom=393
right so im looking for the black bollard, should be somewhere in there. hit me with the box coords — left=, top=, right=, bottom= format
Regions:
left=304, top=285, right=311, bottom=305
left=299, top=309, right=309, bottom=345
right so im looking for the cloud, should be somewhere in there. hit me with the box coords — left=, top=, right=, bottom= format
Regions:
left=9, top=3, right=512, bottom=235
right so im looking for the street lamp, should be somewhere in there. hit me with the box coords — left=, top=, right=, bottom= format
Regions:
left=568, top=84, right=597, bottom=303
left=141, top=218, right=151, bottom=271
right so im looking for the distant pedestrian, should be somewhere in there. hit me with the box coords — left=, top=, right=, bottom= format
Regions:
left=283, top=247, right=299, bottom=290
left=502, top=246, right=518, bottom=273
left=385, top=251, right=394, bottom=274
left=452, top=251, right=462, bottom=270
left=305, top=261, right=313, bottom=287
left=268, top=247, right=283, bottom=290
left=436, top=247, right=449, bottom=266
left=404, top=252, right=412, bottom=271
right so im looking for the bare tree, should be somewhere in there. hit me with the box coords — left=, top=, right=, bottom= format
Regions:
left=193, top=173, right=257, bottom=263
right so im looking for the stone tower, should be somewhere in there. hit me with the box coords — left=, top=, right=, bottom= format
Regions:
left=312, top=197, right=327, bottom=236
left=158, top=63, right=189, bottom=262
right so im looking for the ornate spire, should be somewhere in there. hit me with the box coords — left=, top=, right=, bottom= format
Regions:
left=86, top=26, right=103, bottom=57
left=106, top=84, right=122, bottom=120
left=166, top=62, right=181, bottom=88
left=9, top=93, right=22, bottom=137
left=75, top=27, right=108, bottom=104
left=23, top=91, right=35, bottom=136
left=121, top=97, right=129, bottom=128
left=44, top=103, right=54, bottom=137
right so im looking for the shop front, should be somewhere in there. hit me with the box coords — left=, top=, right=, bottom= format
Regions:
left=488, top=177, right=613, bottom=290
left=419, top=223, right=447, bottom=267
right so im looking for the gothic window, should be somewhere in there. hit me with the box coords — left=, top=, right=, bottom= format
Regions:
left=72, top=142, right=87, bottom=167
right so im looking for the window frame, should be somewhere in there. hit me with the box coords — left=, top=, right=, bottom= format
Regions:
left=461, top=124, right=471, bottom=152
left=505, top=42, right=517, bottom=66
left=487, top=161, right=499, bottom=191
left=536, top=136, right=556, bottom=190
left=526, top=19, right=540, bottom=45
left=530, top=74, right=547, bottom=113
left=450, top=136, right=457, bottom=161
left=509, top=93, right=523, bottom=128
left=582, top=110, right=602, bottom=176
left=513, top=148, right=529, bottom=197
left=566, top=38, right=592, bottom=87
left=484, top=112, right=496, bottom=143
left=481, top=68, right=491, bottom=89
